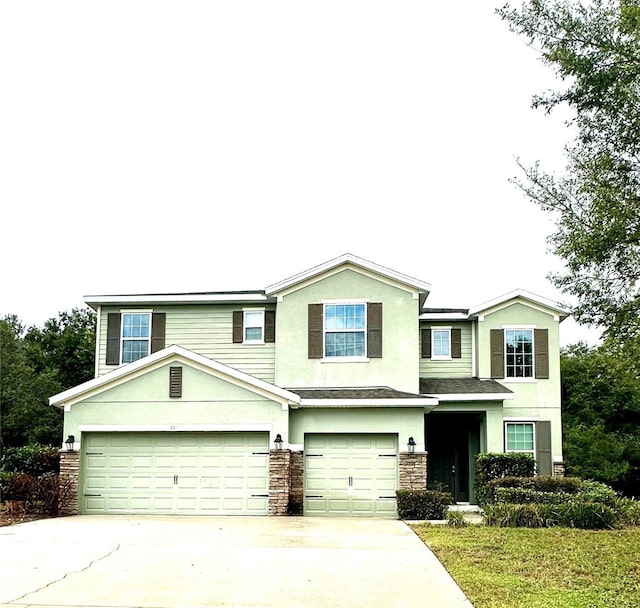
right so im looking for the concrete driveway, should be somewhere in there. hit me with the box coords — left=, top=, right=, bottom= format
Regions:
left=0, top=515, right=473, bottom=608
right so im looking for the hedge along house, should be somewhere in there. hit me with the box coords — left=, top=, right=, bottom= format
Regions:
left=50, top=253, right=569, bottom=516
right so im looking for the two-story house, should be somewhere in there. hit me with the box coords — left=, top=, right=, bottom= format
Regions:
left=50, top=253, right=568, bottom=517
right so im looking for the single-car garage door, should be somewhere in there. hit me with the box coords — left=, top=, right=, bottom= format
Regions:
left=82, top=432, right=269, bottom=515
left=304, top=434, right=398, bottom=517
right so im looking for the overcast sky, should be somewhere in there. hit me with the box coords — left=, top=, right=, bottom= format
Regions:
left=1, top=2, right=601, bottom=346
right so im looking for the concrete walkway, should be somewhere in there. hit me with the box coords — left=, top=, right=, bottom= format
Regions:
left=0, top=515, right=473, bottom=608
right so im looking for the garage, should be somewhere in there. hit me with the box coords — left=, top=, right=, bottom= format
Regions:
left=81, top=431, right=270, bottom=515
left=303, top=434, right=398, bottom=517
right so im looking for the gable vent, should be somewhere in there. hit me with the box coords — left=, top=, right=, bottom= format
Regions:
left=169, top=366, right=182, bottom=398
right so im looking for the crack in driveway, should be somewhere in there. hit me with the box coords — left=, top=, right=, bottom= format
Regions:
left=6, top=544, right=121, bottom=605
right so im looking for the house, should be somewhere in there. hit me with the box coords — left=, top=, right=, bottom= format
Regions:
left=50, top=253, right=568, bottom=517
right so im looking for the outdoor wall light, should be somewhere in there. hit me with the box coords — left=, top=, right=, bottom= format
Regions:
left=274, top=433, right=283, bottom=451
left=407, top=436, right=416, bottom=453
left=65, top=435, right=75, bottom=451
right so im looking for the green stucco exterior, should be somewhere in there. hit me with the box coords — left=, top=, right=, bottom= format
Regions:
left=273, top=268, right=420, bottom=394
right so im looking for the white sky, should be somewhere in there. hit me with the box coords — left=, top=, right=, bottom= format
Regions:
left=0, top=2, right=601, bottom=346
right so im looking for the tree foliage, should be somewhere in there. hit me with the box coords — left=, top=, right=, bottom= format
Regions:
left=561, top=340, right=640, bottom=496
left=498, top=0, right=640, bottom=342
left=0, top=308, right=96, bottom=451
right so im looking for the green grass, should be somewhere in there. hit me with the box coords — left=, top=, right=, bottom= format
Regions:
left=411, top=525, right=640, bottom=608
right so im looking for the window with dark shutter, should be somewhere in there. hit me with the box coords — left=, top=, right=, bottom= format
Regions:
left=169, top=366, right=182, bottom=398
left=265, top=310, right=276, bottom=343
left=421, top=328, right=431, bottom=358
left=534, top=328, right=549, bottom=379
left=308, top=304, right=323, bottom=358
left=490, top=329, right=505, bottom=378
left=451, top=328, right=462, bottom=359
left=367, top=302, right=382, bottom=358
left=151, top=313, right=166, bottom=353
left=232, top=311, right=244, bottom=343
left=106, top=313, right=121, bottom=365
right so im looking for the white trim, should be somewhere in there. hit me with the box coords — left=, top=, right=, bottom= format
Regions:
left=85, top=293, right=270, bottom=308
left=321, top=298, right=370, bottom=304
left=321, top=357, right=370, bottom=363
left=120, top=311, right=152, bottom=364
left=94, top=305, right=101, bottom=379
left=78, top=424, right=273, bottom=433
left=243, top=309, right=265, bottom=344
left=503, top=416, right=540, bottom=421
left=419, top=312, right=469, bottom=320
left=431, top=327, right=452, bottom=360
left=428, top=393, right=514, bottom=402
left=504, top=420, right=537, bottom=457
left=469, top=289, right=570, bottom=320
left=502, top=324, right=537, bottom=329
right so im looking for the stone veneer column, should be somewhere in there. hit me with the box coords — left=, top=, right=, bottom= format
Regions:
left=553, top=461, right=566, bottom=477
left=398, top=452, right=427, bottom=491
left=288, top=451, right=304, bottom=515
left=58, top=450, right=80, bottom=515
left=269, top=449, right=291, bottom=516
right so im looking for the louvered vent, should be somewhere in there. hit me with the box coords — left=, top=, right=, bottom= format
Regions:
left=169, top=366, right=182, bottom=398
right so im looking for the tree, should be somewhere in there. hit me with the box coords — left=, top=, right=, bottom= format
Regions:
left=0, top=308, right=96, bottom=451
left=498, top=0, right=640, bottom=343
left=561, top=341, right=640, bottom=496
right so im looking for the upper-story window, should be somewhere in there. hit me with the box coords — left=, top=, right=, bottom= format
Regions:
left=232, top=309, right=275, bottom=345
left=243, top=310, right=265, bottom=343
left=505, top=329, right=533, bottom=378
left=325, top=303, right=366, bottom=357
left=308, top=302, right=382, bottom=359
left=106, top=311, right=165, bottom=366
left=122, top=312, right=151, bottom=363
left=431, top=328, right=451, bottom=359
left=490, top=327, right=548, bottom=380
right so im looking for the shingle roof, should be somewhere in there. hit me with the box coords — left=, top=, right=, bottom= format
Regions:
left=419, top=377, right=512, bottom=395
left=287, top=387, right=423, bottom=400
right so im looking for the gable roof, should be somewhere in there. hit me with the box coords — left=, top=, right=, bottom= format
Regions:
left=49, top=345, right=301, bottom=409
left=468, top=289, right=570, bottom=321
left=265, top=253, right=431, bottom=297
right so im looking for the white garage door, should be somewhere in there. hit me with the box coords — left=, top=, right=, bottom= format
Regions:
left=304, top=434, right=398, bottom=517
left=82, top=432, right=270, bottom=515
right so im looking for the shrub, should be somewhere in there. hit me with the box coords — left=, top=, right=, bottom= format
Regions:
left=446, top=510, right=467, bottom=527
left=475, top=453, right=535, bottom=506
left=0, top=472, right=38, bottom=502
left=1, top=445, right=60, bottom=475
left=396, top=489, right=452, bottom=520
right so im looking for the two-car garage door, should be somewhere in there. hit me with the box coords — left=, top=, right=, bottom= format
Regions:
left=82, top=432, right=270, bottom=515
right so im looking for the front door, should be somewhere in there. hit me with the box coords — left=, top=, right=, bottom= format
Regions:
left=426, top=414, right=481, bottom=503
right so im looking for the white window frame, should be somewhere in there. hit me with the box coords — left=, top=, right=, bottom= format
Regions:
left=503, top=326, right=535, bottom=380
left=243, top=308, right=265, bottom=344
left=322, top=300, right=368, bottom=361
left=120, top=310, right=152, bottom=364
left=504, top=421, right=536, bottom=459
left=431, top=327, right=452, bottom=360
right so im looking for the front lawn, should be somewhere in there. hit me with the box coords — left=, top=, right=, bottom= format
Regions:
left=411, top=525, right=640, bottom=608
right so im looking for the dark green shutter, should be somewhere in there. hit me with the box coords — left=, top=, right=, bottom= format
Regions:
left=536, top=421, right=552, bottom=476
left=421, top=328, right=431, bottom=358
left=308, top=304, right=323, bottom=358
left=232, top=311, right=244, bottom=343
left=106, top=313, right=121, bottom=365
left=151, top=313, right=166, bottom=353
left=265, top=310, right=276, bottom=343
left=490, top=329, right=504, bottom=378
left=367, top=302, right=382, bottom=358
left=451, top=328, right=462, bottom=358
left=534, top=328, right=549, bottom=379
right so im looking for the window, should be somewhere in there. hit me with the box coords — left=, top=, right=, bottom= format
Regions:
left=243, top=310, right=264, bottom=342
left=121, top=313, right=151, bottom=363
left=505, top=329, right=533, bottom=378
left=505, top=422, right=535, bottom=458
left=431, top=329, right=451, bottom=359
left=325, top=303, right=366, bottom=357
